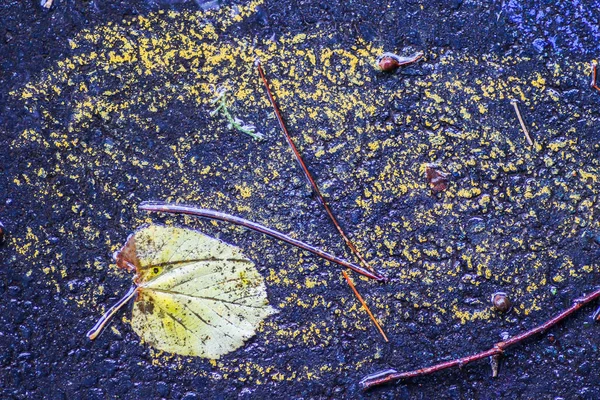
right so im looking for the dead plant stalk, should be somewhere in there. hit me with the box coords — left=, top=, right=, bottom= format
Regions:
left=256, top=59, right=388, bottom=341
left=360, top=287, right=600, bottom=390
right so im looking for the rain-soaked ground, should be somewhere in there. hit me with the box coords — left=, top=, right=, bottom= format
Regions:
left=2, top=0, right=600, bottom=399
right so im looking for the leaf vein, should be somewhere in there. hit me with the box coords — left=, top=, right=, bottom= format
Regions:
left=147, top=288, right=266, bottom=310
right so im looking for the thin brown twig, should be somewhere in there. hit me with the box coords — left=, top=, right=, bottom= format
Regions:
left=359, top=287, right=600, bottom=390
left=256, top=59, right=389, bottom=341
left=591, top=61, right=600, bottom=92
left=256, top=60, right=377, bottom=275
left=342, top=271, right=388, bottom=342
left=139, top=202, right=386, bottom=281
left=510, top=99, right=534, bottom=146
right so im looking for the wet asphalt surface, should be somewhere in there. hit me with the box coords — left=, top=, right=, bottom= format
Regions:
left=2, top=0, right=600, bottom=399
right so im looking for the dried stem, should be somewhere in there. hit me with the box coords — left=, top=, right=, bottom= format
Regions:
left=510, top=99, right=534, bottom=146
left=139, top=202, right=386, bottom=281
left=592, top=61, right=600, bottom=92
left=360, top=287, right=600, bottom=390
left=342, top=271, right=388, bottom=342
left=87, top=285, right=138, bottom=340
left=256, top=60, right=377, bottom=275
left=256, top=60, right=389, bottom=340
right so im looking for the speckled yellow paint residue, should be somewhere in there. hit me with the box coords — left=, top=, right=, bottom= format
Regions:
left=9, top=0, right=600, bottom=385
left=452, top=305, right=492, bottom=324
left=235, top=183, right=253, bottom=199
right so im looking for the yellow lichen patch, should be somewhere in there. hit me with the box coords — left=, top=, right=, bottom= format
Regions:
left=451, top=305, right=492, bottom=324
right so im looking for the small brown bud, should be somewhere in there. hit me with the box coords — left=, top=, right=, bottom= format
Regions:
left=377, top=51, right=424, bottom=72
left=378, top=56, right=400, bottom=72
left=492, top=292, right=511, bottom=312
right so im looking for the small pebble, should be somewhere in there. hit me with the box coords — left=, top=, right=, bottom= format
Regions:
left=577, top=361, right=591, bottom=376
left=532, top=38, right=546, bottom=53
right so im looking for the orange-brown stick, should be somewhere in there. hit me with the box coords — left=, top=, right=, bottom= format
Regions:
left=342, top=271, right=388, bottom=342
left=256, top=60, right=388, bottom=341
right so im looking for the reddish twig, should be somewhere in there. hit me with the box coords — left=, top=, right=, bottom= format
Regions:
left=592, top=61, right=600, bottom=92
left=256, top=60, right=389, bottom=340
left=342, top=271, right=388, bottom=342
left=139, top=202, right=386, bottom=281
left=256, top=60, right=378, bottom=275
left=360, top=287, right=600, bottom=390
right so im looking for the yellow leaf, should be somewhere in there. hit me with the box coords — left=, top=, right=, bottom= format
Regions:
left=89, top=225, right=276, bottom=358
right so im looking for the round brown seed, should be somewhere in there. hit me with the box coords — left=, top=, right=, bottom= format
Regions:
left=492, top=292, right=511, bottom=312
left=378, top=56, right=400, bottom=72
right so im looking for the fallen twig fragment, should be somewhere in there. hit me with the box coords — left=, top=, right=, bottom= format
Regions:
left=377, top=51, right=424, bottom=72
left=490, top=355, right=500, bottom=378
left=359, top=287, right=600, bottom=390
left=256, top=59, right=388, bottom=340
left=342, top=271, right=388, bottom=342
left=140, top=202, right=387, bottom=281
left=510, top=99, right=534, bottom=146
left=256, top=59, right=378, bottom=276
left=591, top=61, right=600, bottom=92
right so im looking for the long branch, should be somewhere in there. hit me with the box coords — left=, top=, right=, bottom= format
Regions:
left=360, top=287, right=600, bottom=390
left=139, top=202, right=386, bottom=281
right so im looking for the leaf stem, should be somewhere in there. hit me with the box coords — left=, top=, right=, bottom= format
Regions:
left=139, top=202, right=387, bottom=282
left=87, top=285, right=138, bottom=340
